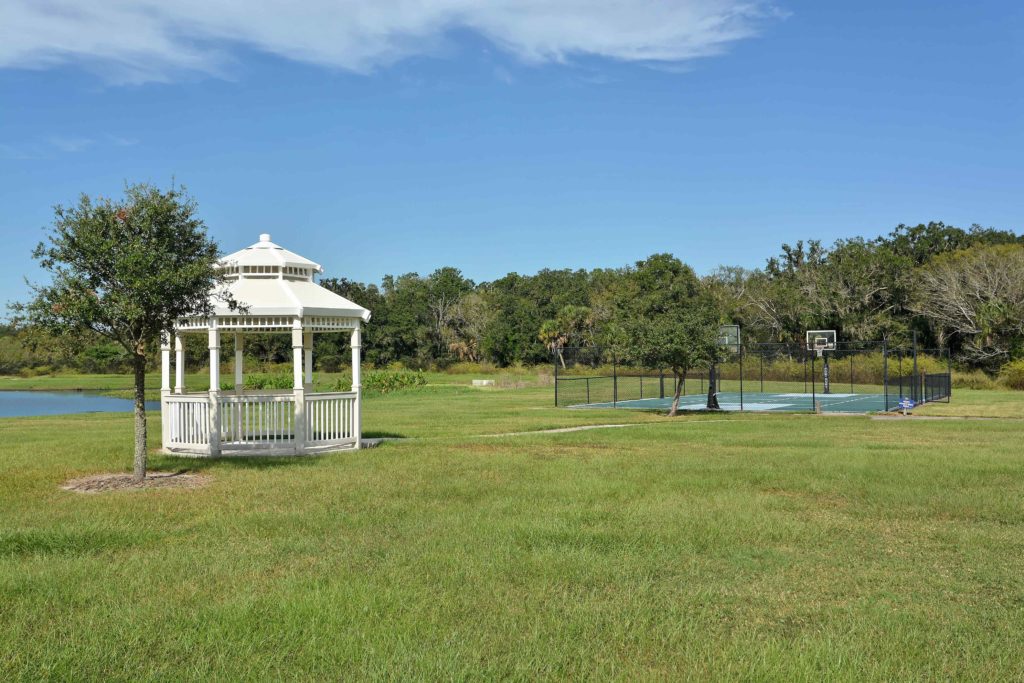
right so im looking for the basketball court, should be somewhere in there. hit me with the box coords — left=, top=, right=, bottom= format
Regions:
left=574, top=390, right=892, bottom=414
left=553, top=326, right=952, bottom=414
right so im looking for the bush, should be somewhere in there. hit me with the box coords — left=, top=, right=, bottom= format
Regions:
left=444, top=361, right=498, bottom=375
left=329, top=369, right=427, bottom=395
left=999, top=359, right=1024, bottom=390
left=243, top=372, right=294, bottom=390
left=952, top=369, right=997, bottom=390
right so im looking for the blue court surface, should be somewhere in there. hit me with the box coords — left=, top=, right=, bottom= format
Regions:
left=573, top=391, right=894, bottom=413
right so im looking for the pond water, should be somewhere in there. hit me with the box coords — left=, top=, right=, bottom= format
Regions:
left=0, top=391, right=161, bottom=418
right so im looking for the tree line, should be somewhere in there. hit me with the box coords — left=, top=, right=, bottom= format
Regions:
left=4, top=221, right=1022, bottom=378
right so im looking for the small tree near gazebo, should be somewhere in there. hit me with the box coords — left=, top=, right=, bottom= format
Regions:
left=16, top=184, right=231, bottom=481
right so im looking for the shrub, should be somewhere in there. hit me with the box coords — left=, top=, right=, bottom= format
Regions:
left=330, top=369, right=427, bottom=395
left=952, top=369, right=997, bottom=390
left=445, top=361, right=498, bottom=375
left=243, top=372, right=294, bottom=390
left=999, top=359, right=1024, bottom=390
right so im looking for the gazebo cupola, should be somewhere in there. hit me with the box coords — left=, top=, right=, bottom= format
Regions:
left=160, top=233, right=371, bottom=456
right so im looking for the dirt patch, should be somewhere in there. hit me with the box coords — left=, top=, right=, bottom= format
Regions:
left=62, top=470, right=211, bottom=494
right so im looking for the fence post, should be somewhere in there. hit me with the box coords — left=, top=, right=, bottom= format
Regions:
left=759, top=353, right=764, bottom=393
left=660, top=370, right=665, bottom=399
left=883, top=339, right=889, bottom=411
left=811, top=352, right=816, bottom=413
left=898, top=351, right=904, bottom=400
left=586, top=377, right=590, bottom=405
left=613, top=353, right=618, bottom=406
left=912, top=331, right=919, bottom=403
left=947, top=348, right=953, bottom=400
left=553, top=351, right=559, bottom=406
left=850, top=355, right=854, bottom=394
left=739, top=345, right=744, bottom=411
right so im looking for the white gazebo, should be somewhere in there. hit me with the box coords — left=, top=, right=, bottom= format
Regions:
left=159, top=233, right=370, bottom=456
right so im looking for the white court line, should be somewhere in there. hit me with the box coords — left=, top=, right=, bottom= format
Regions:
left=816, top=394, right=886, bottom=410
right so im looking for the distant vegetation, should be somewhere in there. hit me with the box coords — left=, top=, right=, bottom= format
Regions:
left=4, top=221, right=1023, bottom=383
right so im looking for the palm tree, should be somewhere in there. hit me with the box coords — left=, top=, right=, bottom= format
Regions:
left=539, top=319, right=568, bottom=368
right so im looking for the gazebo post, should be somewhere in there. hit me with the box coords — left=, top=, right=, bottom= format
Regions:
left=351, top=324, right=362, bottom=449
left=160, top=332, right=171, bottom=451
left=208, top=322, right=221, bottom=456
left=303, top=331, right=313, bottom=390
left=292, top=318, right=306, bottom=453
left=234, top=333, right=244, bottom=393
left=174, top=333, right=185, bottom=394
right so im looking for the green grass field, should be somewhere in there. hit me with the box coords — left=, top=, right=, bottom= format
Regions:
left=2, top=377, right=1024, bottom=679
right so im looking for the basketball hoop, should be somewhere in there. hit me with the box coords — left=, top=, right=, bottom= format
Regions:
left=813, top=337, right=828, bottom=358
left=806, top=330, right=837, bottom=357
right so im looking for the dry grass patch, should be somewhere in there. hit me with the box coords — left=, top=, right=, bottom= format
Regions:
left=61, top=470, right=211, bottom=494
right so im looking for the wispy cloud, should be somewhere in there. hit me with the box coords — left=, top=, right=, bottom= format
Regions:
left=0, top=134, right=139, bottom=159
left=105, top=134, right=140, bottom=147
left=0, top=1, right=781, bottom=85
left=47, top=135, right=94, bottom=153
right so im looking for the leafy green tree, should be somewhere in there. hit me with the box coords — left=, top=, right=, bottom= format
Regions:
left=618, top=254, right=723, bottom=415
left=13, top=183, right=231, bottom=481
left=884, top=221, right=1022, bottom=266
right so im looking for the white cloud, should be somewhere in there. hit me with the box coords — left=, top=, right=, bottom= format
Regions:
left=0, top=0, right=779, bottom=84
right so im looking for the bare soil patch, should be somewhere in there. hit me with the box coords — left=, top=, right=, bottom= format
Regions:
left=62, top=470, right=211, bottom=494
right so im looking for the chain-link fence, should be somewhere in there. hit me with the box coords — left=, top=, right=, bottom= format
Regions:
left=554, top=340, right=951, bottom=413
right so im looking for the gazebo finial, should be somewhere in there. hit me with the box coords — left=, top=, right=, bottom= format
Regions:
left=259, top=233, right=271, bottom=242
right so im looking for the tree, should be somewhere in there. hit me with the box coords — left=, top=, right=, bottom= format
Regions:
left=911, top=245, right=1024, bottom=369
left=14, top=183, right=231, bottom=481
left=444, top=292, right=491, bottom=362
left=538, top=319, right=567, bottom=368
left=618, top=254, right=722, bottom=416
left=425, top=267, right=475, bottom=362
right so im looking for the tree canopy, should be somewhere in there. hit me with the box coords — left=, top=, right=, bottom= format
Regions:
left=6, top=219, right=1023, bottom=382
left=13, top=183, right=230, bottom=480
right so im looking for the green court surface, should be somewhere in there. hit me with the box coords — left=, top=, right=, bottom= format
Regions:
left=575, top=391, right=899, bottom=413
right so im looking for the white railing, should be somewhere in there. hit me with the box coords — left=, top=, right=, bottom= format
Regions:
left=219, top=394, right=296, bottom=450
left=165, top=394, right=211, bottom=451
left=305, top=392, right=357, bottom=446
left=162, top=390, right=357, bottom=454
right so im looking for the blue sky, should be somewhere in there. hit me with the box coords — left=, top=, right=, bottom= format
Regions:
left=1, top=1, right=1021, bottom=306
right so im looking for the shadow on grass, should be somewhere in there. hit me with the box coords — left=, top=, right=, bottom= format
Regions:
left=363, top=430, right=408, bottom=439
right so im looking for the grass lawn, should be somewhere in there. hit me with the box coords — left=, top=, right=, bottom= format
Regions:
left=2, top=380, right=1024, bottom=679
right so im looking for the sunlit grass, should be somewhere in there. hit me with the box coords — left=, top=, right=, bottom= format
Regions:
left=2, top=380, right=1024, bottom=678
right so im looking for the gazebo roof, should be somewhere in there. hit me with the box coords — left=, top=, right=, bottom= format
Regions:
left=208, top=234, right=371, bottom=323
left=220, top=233, right=323, bottom=272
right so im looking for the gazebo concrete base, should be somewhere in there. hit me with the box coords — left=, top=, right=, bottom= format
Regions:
left=163, top=442, right=361, bottom=458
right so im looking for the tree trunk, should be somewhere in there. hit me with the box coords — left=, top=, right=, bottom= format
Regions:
left=668, top=367, right=684, bottom=416
left=132, top=352, right=148, bottom=482
left=706, top=364, right=721, bottom=410
left=557, top=349, right=566, bottom=369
